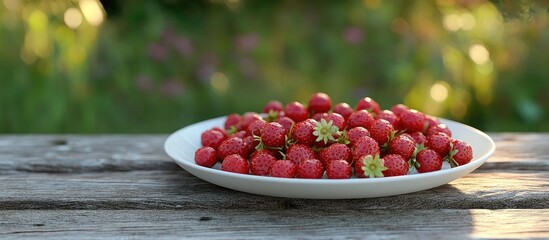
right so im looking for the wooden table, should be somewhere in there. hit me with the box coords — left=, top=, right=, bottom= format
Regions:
left=0, top=134, right=547, bottom=239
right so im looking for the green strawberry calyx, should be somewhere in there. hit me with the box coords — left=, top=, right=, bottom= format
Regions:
left=361, top=154, right=387, bottom=178
left=313, top=119, right=339, bottom=144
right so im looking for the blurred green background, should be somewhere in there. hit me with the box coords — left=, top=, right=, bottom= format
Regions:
left=1, top=0, right=547, bottom=133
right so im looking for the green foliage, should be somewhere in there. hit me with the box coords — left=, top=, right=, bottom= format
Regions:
left=0, top=0, right=547, bottom=133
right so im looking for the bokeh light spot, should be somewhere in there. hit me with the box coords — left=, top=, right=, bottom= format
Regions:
left=210, top=72, right=229, bottom=93
left=79, top=0, right=105, bottom=26
left=443, top=14, right=460, bottom=31
left=460, top=13, right=476, bottom=30
left=64, top=8, right=82, bottom=29
left=469, top=44, right=490, bottom=64
left=430, top=82, right=449, bottom=102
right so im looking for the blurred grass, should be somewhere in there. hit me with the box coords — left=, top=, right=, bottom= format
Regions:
left=0, top=0, right=547, bottom=133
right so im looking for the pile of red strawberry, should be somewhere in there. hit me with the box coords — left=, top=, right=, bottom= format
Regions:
left=194, top=92, right=473, bottom=179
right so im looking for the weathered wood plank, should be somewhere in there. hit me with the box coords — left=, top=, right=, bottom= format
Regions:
left=0, top=209, right=547, bottom=239
left=1, top=170, right=547, bottom=210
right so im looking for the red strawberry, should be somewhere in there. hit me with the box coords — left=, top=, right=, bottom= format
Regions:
left=263, top=100, right=283, bottom=113
left=427, top=123, right=452, bottom=137
left=218, top=136, right=248, bottom=160
left=390, top=104, right=409, bottom=117
left=326, top=160, right=352, bottom=179
left=201, top=129, right=227, bottom=150
left=400, top=109, right=425, bottom=133
left=284, top=101, right=309, bottom=122
left=232, top=130, right=247, bottom=139
left=319, top=113, right=346, bottom=131
left=194, top=146, right=218, bottom=168
left=221, top=154, right=249, bottom=174
left=242, top=135, right=259, bottom=154
left=308, top=92, right=332, bottom=114
left=381, top=154, right=409, bottom=177
left=415, top=148, right=443, bottom=173
left=347, top=110, right=375, bottom=129
left=286, top=144, right=316, bottom=165
left=408, top=132, right=427, bottom=145
left=448, top=139, right=473, bottom=167
left=291, top=119, right=317, bottom=145
left=249, top=150, right=277, bottom=176
left=296, top=159, right=325, bottom=179
left=224, top=113, right=242, bottom=131
left=369, top=119, right=395, bottom=146
left=333, top=102, right=354, bottom=120
left=378, top=110, right=401, bottom=130
left=351, top=136, right=380, bottom=162
left=388, top=134, right=415, bottom=160
left=423, top=115, right=440, bottom=133
left=240, top=112, right=263, bottom=132
left=318, top=143, right=351, bottom=165
left=346, top=127, right=370, bottom=145
left=260, top=122, right=286, bottom=148
left=426, top=132, right=452, bottom=156
left=269, top=160, right=296, bottom=178
left=247, top=118, right=266, bottom=137
left=355, top=97, right=381, bottom=115
left=277, top=116, right=295, bottom=134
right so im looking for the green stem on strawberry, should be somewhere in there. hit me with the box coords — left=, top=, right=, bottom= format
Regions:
left=313, top=119, right=339, bottom=144
left=361, top=154, right=387, bottom=178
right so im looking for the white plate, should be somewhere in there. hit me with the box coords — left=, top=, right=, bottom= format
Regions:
left=164, top=116, right=495, bottom=199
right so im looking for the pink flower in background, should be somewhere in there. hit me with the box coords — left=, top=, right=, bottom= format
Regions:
left=136, top=74, right=153, bottom=92
left=170, top=36, right=193, bottom=57
left=160, top=79, right=183, bottom=97
left=148, top=43, right=167, bottom=62
left=196, top=53, right=218, bottom=82
left=343, top=27, right=364, bottom=44
left=234, top=33, right=260, bottom=52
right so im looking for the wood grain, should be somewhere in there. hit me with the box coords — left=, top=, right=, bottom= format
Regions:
left=0, top=134, right=547, bottom=239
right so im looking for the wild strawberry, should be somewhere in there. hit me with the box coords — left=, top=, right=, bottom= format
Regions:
left=308, top=92, right=332, bottom=114
left=320, top=113, right=346, bottom=131
left=224, top=113, right=242, bottom=131
left=260, top=122, right=286, bottom=148
left=296, top=159, right=325, bottom=179
left=285, top=144, right=316, bottom=165
left=263, top=100, right=283, bottom=113
left=291, top=119, right=317, bottom=145
left=426, top=132, right=452, bottom=156
left=369, top=119, right=395, bottom=146
left=249, top=150, right=277, bottom=176
left=390, top=104, right=409, bottom=117
left=240, top=112, right=263, bottom=132
left=388, top=134, right=415, bottom=160
left=448, top=139, right=473, bottom=167
left=358, top=154, right=387, bottom=178
left=346, top=127, right=370, bottom=145
left=284, top=101, right=309, bottom=122
left=313, top=118, right=340, bottom=145
left=277, top=116, right=295, bottom=134
left=381, top=154, right=409, bottom=177
left=201, top=129, right=227, bottom=150
left=311, top=112, right=328, bottom=121
left=194, top=146, right=218, bottom=168
left=218, top=136, right=248, bottom=160
left=378, top=110, right=401, bottom=130
left=356, top=97, right=381, bottom=115
left=247, top=118, right=266, bottom=136
left=333, top=102, right=354, bottom=120
left=400, top=109, right=425, bottom=133
left=423, top=115, right=440, bottom=133
left=318, top=143, right=351, bottom=165
left=243, top=135, right=259, bottom=154
left=269, top=160, right=296, bottom=178
left=221, top=154, right=249, bottom=174
left=408, top=132, right=427, bottom=145
left=347, top=110, right=375, bottom=129
left=427, top=123, right=452, bottom=137
left=326, top=160, right=352, bottom=179
left=415, top=148, right=443, bottom=173
left=232, top=130, right=247, bottom=139
left=351, top=136, right=380, bottom=162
